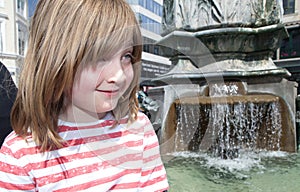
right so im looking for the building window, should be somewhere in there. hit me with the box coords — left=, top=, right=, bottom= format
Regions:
left=126, top=0, right=138, bottom=4
left=283, top=0, right=295, bottom=15
left=18, top=24, right=27, bottom=56
left=138, top=0, right=162, bottom=16
left=17, top=0, right=26, bottom=17
left=0, top=20, right=5, bottom=53
left=142, top=37, right=164, bottom=56
left=280, top=27, right=300, bottom=59
left=143, top=44, right=150, bottom=53
left=154, top=47, right=159, bottom=55
left=138, top=13, right=161, bottom=34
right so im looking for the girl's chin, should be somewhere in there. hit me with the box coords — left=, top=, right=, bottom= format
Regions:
left=95, top=103, right=117, bottom=113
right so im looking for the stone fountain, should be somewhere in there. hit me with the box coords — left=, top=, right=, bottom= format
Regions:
left=148, top=0, right=298, bottom=158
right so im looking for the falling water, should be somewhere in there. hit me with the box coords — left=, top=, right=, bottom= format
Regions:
left=174, top=83, right=282, bottom=159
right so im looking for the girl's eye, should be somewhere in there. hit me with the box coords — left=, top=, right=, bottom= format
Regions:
left=121, top=53, right=134, bottom=64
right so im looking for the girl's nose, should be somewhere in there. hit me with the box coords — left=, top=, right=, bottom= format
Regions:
left=105, top=58, right=126, bottom=84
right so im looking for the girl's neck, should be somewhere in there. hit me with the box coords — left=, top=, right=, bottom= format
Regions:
left=59, top=108, right=107, bottom=123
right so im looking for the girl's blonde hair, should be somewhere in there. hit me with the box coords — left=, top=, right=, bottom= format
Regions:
left=11, top=0, right=142, bottom=151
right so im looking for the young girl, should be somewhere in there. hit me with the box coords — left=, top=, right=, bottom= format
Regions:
left=0, top=0, right=169, bottom=191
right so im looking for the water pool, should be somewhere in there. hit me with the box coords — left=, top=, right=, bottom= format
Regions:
left=164, top=151, right=300, bottom=192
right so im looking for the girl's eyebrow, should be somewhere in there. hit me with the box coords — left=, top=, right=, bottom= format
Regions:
left=121, top=46, right=133, bottom=53
left=125, top=46, right=133, bottom=51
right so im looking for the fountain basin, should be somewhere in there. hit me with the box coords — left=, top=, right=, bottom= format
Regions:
left=162, top=94, right=296, bottom=159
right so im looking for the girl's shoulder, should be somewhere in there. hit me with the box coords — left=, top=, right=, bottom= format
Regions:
left=127, top=112, right=153, bottom=132
left=133, top=111, right=151, bottom=125
left=2, top=131, right=27, bottom=145
left=0, top=131, right=35, bottom=156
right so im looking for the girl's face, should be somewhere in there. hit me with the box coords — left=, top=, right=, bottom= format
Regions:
left=64, top=47, right=134, bottom=122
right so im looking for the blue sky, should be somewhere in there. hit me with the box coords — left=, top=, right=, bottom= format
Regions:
left=28, top=0, right=38, bottom=17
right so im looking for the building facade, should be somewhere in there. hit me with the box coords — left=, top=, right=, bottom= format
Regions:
left=274, top=0, right=300, bottom=94
left=0, top=0, right=29, bottom=83
left=127, top=0, right=171, bottom=83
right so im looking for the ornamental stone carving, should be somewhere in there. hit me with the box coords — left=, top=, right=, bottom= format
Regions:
left=162, top=0, right=283, bottom=35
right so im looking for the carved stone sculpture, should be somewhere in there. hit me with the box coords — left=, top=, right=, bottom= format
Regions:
left=162, top=0, right=283, bottom=35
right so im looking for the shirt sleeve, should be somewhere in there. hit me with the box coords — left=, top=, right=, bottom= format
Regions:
left=139, top=115, right=169, bottom=192
left=0, top=144, right=36, bottom=191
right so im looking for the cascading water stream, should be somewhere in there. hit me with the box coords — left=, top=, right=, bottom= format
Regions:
left=174, top=83, right=283, bottom=159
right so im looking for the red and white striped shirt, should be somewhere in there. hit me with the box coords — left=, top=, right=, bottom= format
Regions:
left=0, top=112, right=169, bottom=191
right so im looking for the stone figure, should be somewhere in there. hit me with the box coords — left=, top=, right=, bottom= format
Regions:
left=162, top=0, right=283, bottom=34
left=162, top=0, right=223, bottom=32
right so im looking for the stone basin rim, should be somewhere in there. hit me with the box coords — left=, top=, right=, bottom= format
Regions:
left=151, top=68, right=290, bottom=83
left=158, top=23, right=286, bottom=43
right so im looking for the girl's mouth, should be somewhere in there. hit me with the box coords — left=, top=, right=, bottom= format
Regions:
left=97, top=89, right=120, bottom=97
